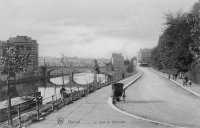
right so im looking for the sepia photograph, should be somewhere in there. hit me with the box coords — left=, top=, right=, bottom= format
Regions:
left=0, top=0, right=200, bottom=128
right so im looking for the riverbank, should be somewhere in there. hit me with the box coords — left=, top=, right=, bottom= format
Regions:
left=26, top=71, right=161, bottom=128
left=0, top=71, right=137, bottom=128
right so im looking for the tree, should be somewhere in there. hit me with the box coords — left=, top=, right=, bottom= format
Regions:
left=188, top=1, right=200, bottom=60
left=105, top=62, right=114, bottom=72
left=124, top=59, right=130, bottom=66
left=93, top=59, right=100, bottom=82
left=151, top=10, right=196, bottom=73
left=126, top=58, right=134, bottom=73
left=60, top=54, right=66, bottom=88
left=93, top=59, right=100, bottom=74
left=60, top=54, right=67, bottom=66
left=0, top=47, right=29, bottom=124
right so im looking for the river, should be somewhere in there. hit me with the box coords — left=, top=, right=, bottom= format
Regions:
left=0, top=72, right=105, bottom=102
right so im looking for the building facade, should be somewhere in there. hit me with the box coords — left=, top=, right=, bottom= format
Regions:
left=137, top=48, right=151, bottom=65
left=111, top=53, right=124, bottom=67
left=0, top=36, right=38, bottom=70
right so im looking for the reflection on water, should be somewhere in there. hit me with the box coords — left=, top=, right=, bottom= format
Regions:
left=49, top=75, right=69, bottom=85
left=0, top=72, right=105, bottom=102
left=50, top=72, right=106, bottom=85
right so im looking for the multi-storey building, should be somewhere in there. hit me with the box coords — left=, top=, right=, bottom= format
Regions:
left=137, top=48, right=151, bottom=66
left=111, top=53, right=124, bottom=67
left=0, top=36, right=38, bottom=70
left=111, top=53, right=125, bottom=73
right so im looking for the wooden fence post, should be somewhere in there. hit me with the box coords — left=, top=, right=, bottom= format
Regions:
left=51, top=95, right=54, bottom=111
left=62, top=92, right=65, bottom=106
left=88, top=84, right=90, bottom=92
left=36, top=98, right=40, bottom=119
left=17, top=105, right=21, bottom=128
left=70, top=89, right=73, bottom=102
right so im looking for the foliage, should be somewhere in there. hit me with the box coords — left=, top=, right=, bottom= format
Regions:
left=188, top=1, right=200, bottom=60
left=105, top=62, right=114, bottom=71
left=39, top=66, right=47, bottom=76
left=60, top=54, right=67, bottom=66
left=151, top=1, right=200, bottom=73
left=93, top=59, right=100, bottom=74
left=124, top=59, right=130, bottom=65
left=126, top=58, right=134, bottom=73
left=0, top=47, right=29, bottom=78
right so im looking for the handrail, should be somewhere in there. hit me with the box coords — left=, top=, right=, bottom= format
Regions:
left=0, top=71, right=135, bottom=127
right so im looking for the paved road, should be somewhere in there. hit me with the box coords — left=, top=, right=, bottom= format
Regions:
left=27, top=73, right=170, bottom=128
left=116, top=67, right=200, bottom=128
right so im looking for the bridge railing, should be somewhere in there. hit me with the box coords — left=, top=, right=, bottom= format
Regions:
left=0, top=71, right=135, bottom=128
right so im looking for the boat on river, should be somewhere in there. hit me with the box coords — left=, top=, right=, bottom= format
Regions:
left=0, top=91, right=42, bottom=123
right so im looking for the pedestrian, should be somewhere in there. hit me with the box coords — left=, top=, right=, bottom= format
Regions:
left=188, top=79, right=192, bottom=87
left=182, top=79, right=186, bottom=86
left=173, top=74, right=175, bottom=80
left=175, top=74, right=178, bottom=80
left=60, top=87, right=66, bottom=102
left=122, top=73, right=125, bottom=79
left=185, top=76, right=188, bottom=85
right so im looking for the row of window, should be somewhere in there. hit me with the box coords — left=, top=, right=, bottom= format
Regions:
left=16, top=45, right=38, bottom=51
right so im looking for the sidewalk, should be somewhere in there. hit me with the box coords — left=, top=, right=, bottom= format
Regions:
left=27, top=72, right=165, bottom=128
left=150, top=68, right=200, bottom=97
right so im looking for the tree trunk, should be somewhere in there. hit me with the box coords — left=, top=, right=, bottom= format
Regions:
left=6, top=71, right=12, bottom=125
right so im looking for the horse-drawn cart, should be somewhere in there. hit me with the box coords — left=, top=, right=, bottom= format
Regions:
left=112, top=83, right=126, bottom=104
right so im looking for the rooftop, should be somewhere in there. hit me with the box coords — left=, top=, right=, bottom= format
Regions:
left=8, top=36, right=37, bottom=43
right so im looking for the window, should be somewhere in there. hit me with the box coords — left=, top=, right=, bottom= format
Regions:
left=27, top=47, right=32, bottom=50
left=20, top=45, right=24, bottom=50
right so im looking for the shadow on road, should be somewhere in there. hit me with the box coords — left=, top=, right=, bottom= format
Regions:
left=119, top=100, right=166, bottom=104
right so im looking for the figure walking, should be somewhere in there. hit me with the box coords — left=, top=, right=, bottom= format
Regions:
left=188, top=79, right=192, bottom=87
left=60, top=87, right=66, bottom=102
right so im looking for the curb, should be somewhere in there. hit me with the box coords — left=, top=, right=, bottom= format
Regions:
left=123, top=71, right=143, bottom=90
left=150, top=69, right=200, bottom=98
left=108, top=71, right=186, bottom=128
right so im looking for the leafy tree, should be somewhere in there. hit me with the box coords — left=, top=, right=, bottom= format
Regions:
left=0, top=47, right=29, bottom=78
left=124, top=59, right=130, bottom=65
left=0, top=46, right=29, bottom=124
left=105, top=62, right=114, bottom=72
left=151, top=8, right=198, bottom=73
left=93, top=59, right=101, bottom=82
left=60, top=54, right=67, bottom=66
left=124, top=58, right=134, bottom=73
left=126, top=63, right=133, bottom=73
left=93, top=59, right=100, bottom=74
left=188, top=1, right=200, bottom=60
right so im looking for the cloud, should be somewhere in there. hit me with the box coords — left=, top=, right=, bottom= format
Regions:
left=0, top=0, right=197, bottom=59
left=39, top=36, right=141, bottom=58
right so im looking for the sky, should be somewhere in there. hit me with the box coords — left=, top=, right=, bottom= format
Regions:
left=0, top=0, right=197, bottom=59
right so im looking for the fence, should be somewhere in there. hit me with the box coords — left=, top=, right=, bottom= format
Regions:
left=0, top=71, right=135, bottom=128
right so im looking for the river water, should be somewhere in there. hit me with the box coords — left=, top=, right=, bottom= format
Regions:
left=0, top=72, right=105, bottom=102
left=41, top=72, right=106, bottom=102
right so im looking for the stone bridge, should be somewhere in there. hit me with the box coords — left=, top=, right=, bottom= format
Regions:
left=42, top=65, right=126, bottom=89
left=39, top=65, right=115, bottom=77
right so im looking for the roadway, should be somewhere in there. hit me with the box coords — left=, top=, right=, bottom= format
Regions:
left=27, top=67, right=200, bottom=128
left=116, top=67, right=200, bottom=128
left=27, top=72, right=170, bottom=128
